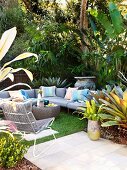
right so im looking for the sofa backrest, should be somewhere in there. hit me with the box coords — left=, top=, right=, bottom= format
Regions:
left=23, top=89, right=36, bottom=98
left=55, top=88, right=66, bottom=98
left=0, top=91, right=10, bottom=98
left=0, top=89, right=36, bottom=99
left=0, top=88, right=67, bottom=99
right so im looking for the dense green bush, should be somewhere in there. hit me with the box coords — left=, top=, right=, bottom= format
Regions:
left=0, top=2, right=29, bottom=64
left=0, top=132, right=28, bottom=168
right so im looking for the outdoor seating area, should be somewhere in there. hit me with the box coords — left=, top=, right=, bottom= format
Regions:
left=0, top=0, right=127, bottom=170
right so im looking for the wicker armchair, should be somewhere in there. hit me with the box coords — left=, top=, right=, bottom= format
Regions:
left=1, top=101, right=54, bottom=133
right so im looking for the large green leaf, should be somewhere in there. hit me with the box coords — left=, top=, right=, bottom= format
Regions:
left=101, top=120, right=119, bottom=127
left=109, top=2, right=124, bottom=35
left=0, top=27, right=17, bottom=61
left=97, top=12, right=116, bottom=38
left=0, top=67, right=12, bottom=82
left=0, top=83, right=31, bottom=92
left=103, top=91, right=122, bottom=111
left=99, top=113, right=114, bottom=120
left=114, top=86, right=123, bottom=98
left=99, top=98, right=123, bottom=114
left=2, top=52, right=38, bottom=68
left=11, top=68, right=33, bottom=81
left=4, top=73, right=14, bottom=82
left=102, top=106, right=125, bottom=119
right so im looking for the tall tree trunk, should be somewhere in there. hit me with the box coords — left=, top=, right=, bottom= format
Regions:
left=80, top=0, right=88, bottom=51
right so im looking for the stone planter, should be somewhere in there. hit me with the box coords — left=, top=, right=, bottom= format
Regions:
left=87, top=120, right=100, bottom=141
left=74, top=76, right=96, bottom=90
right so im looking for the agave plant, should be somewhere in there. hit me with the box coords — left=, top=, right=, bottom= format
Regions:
left=98, top=87, right=127, bottom=129
left=0, top=27, right=38, bottom=92
left=42, top=77, right=71, bottom=88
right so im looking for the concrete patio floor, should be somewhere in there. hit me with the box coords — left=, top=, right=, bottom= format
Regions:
left=25, top=131, right=127, bottom=170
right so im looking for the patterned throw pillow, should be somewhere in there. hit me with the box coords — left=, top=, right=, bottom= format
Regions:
left=40, top=86, right=56, bottom=97
left=64, top=87, right=78, bottom=100
left=71, top=89, right=89, bottom=101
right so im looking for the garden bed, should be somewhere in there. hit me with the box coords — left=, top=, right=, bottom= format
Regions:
left=0, top=158, right=41, bottom=170
left=100, top=126, right=127, bottom=145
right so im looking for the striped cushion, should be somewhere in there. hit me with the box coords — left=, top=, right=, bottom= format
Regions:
left=71, top=89, right=89, bottom=101
left=40, top=86, right=56, bottom=97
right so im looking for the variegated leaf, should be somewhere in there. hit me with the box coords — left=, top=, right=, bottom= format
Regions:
left=0, top=67, right=12, bottom=82
left=101, top=120, right=118, bottom=127
left=0, top=27, right=17, bottom=61
left=11, top=68, right=33, bottom=81
left=3, top=52, right=38, bottom=68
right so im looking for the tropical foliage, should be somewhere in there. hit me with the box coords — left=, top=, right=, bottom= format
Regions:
left=0, top=27, right=37, bottom=91
left=0, top=1, right=126, bottom=88
left=91, top=86, right=127, bottom=128
left=0, top=121, right=28, bottom=168
left=80, top=100, right=101, bottom=121
left=82, top=1, right=127, bottom=87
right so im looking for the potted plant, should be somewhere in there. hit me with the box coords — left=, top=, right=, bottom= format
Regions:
left=80, top=100, right=101, bottom=140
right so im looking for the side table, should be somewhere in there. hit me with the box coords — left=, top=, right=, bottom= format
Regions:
left=32, top=104, right=60, bottom=120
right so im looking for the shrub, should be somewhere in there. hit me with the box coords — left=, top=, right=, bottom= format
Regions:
left=0, top=132, right=28, bottom=168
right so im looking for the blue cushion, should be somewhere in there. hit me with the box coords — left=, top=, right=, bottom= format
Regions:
left=40, top=86, right=56, bottom=97
left=71, top=89, right=89, bottom=101
left=20, top=90, right=29, bottom=99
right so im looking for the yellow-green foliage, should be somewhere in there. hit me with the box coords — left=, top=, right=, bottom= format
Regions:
left=81, top=100, right=101, bottom=121
left=0, top=133, right=28, bottom=168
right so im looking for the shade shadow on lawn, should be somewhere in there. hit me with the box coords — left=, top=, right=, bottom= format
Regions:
left=27, top=112, right=87, bottom=146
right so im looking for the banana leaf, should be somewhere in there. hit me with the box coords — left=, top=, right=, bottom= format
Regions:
left=88, top=17, right=104, bottom=49
left=109, top=2, right=124, bottom=35
left=97, top=12, right=116, bottom=38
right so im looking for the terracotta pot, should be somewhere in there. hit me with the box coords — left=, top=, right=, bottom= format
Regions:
left=87, top=120, right=100, bottom=141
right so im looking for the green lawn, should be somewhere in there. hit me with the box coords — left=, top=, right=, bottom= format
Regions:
left=27, top=111, right=87, bottom=146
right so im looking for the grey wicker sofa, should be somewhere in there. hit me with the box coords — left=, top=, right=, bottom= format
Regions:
left=0, top=88, right=86, bottom=110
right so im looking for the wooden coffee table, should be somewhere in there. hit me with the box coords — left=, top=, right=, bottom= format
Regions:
left=32, top=103, right=60, bottom=120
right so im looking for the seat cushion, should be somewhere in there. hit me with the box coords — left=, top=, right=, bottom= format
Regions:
left=67, top=101, right=86, bottom=110
left=25, top=98, right=37, bottom=106
left=42, top=97, right=70, bottom=107
left=35, top=117, right=54, bottom=132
